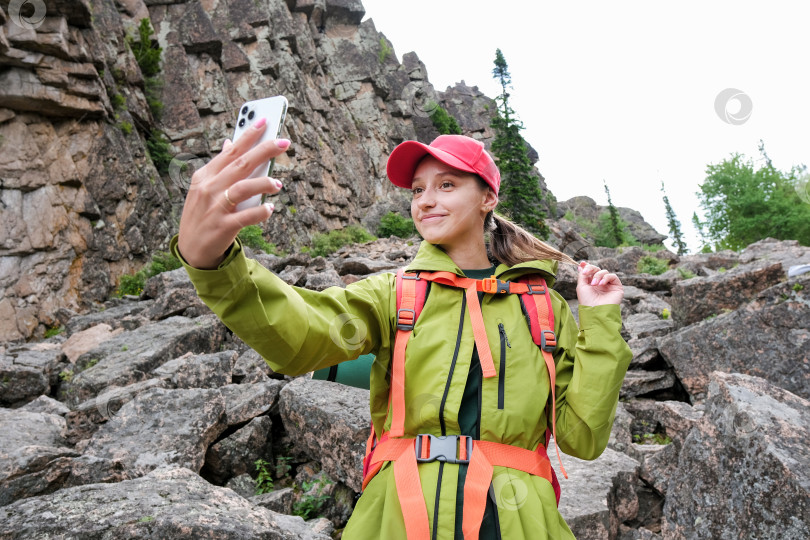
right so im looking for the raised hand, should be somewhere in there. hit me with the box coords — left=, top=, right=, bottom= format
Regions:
left=576, top=261, right=624, bottom=306
left=177, top=118, right=289, bottom=269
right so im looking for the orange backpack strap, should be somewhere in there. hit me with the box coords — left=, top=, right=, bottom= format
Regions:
left=518, top=274, right=567, bottom=480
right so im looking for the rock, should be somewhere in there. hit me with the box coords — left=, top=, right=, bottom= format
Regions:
left=607, top=402, right=636, bottom=459
left=1, top=341, right=66, bottom=388
left=619, top=273, right=677, bottom=293
left=623, top=399, right=703, bottom=451
left=145, top=287, right=212, bottom=320
left=225, top=472, right=257, bottom=499
left=669, top=260, right=784, bottom=327
left=0, top=363, right=49, bottom=405
left=279, top=377, right=370, bottom=492
left=627, top=337, right=664, bottom=370
left=618, top=525, right=663, bottom=540
left=333, top=256, right=399, bottom=275
left=203, top=416, right=273, bottom=485
left=58, top=315, right=228, bottom=406
left=0, top=467, right=331, bottom=539
left=621, top=313, right=675, bottom=340
left=63, top=302, right=152, bottom=336
left=233, top=349, right=273, bottom=383
left=253, top=487, right=295, bottom=514
left=61, top=323, right=123, bottom=363
left=620, top=370, right=676, bottom=399
left=152, top=350, right=236, bottom=389
left=279, top=265, right=308, bottom=286
left=292, top=464, right=355, bottom=526
left=659, top=273, right=810, bottom=401
left=738, top=237, right=810, bottom=271
left=220, top=381, right=284, bottom=426
left=635, top=442, right=678, bottom=495
left=81, top=387, right=227, bottom=477
left=304, top=267, right=345, bottom=291
left=20, top=395, right=71, bottom=416
left=550, top=441, right=641, bottom=540
left=662, top=372, right=810, bottom=539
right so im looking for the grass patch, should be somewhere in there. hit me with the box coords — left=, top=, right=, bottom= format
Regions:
left=378, top=38, right=392, bottom=63
left=677, top=267, right=696, bottom=279
left=115, top=250, right=182, bottom=297
left=238, top=225, right=278, bottom=254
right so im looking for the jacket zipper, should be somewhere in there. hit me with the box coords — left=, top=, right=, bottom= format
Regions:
left=497, top=322, right=511, bottom=410
left=434, top=292, right=466, bottom=538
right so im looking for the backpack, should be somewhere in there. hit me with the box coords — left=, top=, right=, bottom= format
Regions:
left=359, top=268, right=567, bottom=539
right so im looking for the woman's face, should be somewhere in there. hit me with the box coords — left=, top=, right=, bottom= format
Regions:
left=410, top=156, right=497, bottom=250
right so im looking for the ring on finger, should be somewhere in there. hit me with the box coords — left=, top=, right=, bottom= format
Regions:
left=223, top=188, right=236, bottom=207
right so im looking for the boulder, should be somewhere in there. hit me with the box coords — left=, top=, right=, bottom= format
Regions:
left=253, top=487, right=296, bottom=515
left=662, top=372, right=810, bottom=539
left=279, top=377, right=370, bottom=492
left=621, top=313, right=675, bottom=341
left=659, top=274, right=810, bottom=401
left=0, top=467, right=330, bottom=539
left=81, top=387, right=227, bottom=477
left=58, top=315, right=228, bottom=406
left=152, top=350, right=236, bottom=389
left=233, top=349, right=274, bottom=383
left=203, top=416, right=273, bottom=485
left=550, top=441, right=641, bottom=540
left=20, top=395, right=71, bottom=416
left=63, top=301, right=152, bottom=336
left=220, top=381, right=284, bottom=426
left=61, top=323, right=123, bottom=363
left=738, top=237, right=810, bottom=271
left=620, top=370, right=676, bottom=399
left=669, top=260, right=784, bottom=327
left=0, top=363, right=49, bottom=406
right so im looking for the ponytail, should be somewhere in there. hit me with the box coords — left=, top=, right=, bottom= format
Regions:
left=485, top=211, right=577, bottom=267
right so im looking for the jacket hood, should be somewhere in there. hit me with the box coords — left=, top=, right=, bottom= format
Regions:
left=405, top=240, right=559, bottom=288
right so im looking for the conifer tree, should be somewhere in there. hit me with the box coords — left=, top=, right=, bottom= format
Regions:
left=604, top=181, right=624, bottom=247
left=661, top=182, right=688, bottom=254
left=490, top=49, right=548, bottom=238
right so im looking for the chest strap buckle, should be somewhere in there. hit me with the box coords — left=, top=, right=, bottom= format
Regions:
left=415, top=434, right=472, bottom=464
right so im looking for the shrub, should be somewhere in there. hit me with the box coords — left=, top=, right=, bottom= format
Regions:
left=254, top=459, right=274, bottom=495
left=311, top=225, right=375, bottom=257
left=661, top=308, right=670, bottom=320
left=378, top=38, right=392, bottom=63
left=146, top=129, right=172, bottom=175
left=293, top=476, right=332, bottom=520
left=238, top=225, right=277, bottom=254
left=119, top=121, right=133, bottom=135
left=377, top=212, right=416, bottom=239
left=44, top=326, right=65, bottom=338
left=115, top=250, right=182, bottom=297
left=637, top=255, right=669, bottom=275
left=428, top=103, right=462, bottom=135
left=677, top=267, right=696, bottom=279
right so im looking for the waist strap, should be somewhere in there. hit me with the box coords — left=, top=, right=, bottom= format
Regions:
left=365, top=435, right=557, bottom=540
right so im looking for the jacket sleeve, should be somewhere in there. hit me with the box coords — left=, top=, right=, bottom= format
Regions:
left=549, top=296, right=632, bottom=460
left=169, top=234, right=394, bottom=376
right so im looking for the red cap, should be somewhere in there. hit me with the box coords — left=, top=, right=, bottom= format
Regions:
left=386, top=135, right=500, bottom=195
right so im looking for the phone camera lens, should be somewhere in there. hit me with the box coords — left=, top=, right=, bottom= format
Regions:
left=248, top=110, right=255, bottom=120
left=238, top=118, right=246, bottom=128
left=241, top=106, right=248, bottom=116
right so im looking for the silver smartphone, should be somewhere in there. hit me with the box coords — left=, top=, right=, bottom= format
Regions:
left=231, top=96, right=288, bottom=211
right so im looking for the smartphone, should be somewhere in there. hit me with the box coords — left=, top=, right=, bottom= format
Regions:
left=231, top=96, right=288, bottom=211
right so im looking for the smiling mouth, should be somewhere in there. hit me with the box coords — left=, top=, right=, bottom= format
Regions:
left=421, top=215, right=445, bottom=222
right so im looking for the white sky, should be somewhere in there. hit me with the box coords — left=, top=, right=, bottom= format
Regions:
left=360, top=0, right=810, bottom=253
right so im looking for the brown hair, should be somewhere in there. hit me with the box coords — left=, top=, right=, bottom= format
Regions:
left=485, top=211, right=577, bottom=267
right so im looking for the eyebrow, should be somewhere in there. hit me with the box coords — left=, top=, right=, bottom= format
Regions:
left=412, top=170, right=464, bottom=184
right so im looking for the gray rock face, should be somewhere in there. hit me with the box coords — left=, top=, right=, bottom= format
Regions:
left=551, top=442, right=641, bottom=540
left=81, top=387, right=227, bottom=477
left=152, top=350, right=236, bottom=389
left=659, top=273, right=810, bottom=401
left=0, top=467, right=330, bottom=539
left=279, top=378, right=370, bottom=492
left=204, top=415, right=273, bottom=485
left=669, top=260, right=785, bottom=327
left=620, top=370, right=676, bottom=399
left=662, top=371, right=810, bottom=539
left=58, top=315, right=228, bottom=406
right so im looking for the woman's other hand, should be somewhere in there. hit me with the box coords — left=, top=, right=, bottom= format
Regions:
left=177, top=118, right=290, bottom=269
left=576, top=261, right=624, bottom=306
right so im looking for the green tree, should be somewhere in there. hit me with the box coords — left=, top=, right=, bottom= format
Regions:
left=603, top=181, right=624, bottom=247
left=490, top=49, right=548, bottom=238
left=696, top=145, right=810, bottom=250
left=428, top=102, right=462, bottom=135
left=661, top=182, right=687, bottom=254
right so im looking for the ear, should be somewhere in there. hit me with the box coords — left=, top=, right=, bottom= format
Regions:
left=482, top=188, right=498, bottom=213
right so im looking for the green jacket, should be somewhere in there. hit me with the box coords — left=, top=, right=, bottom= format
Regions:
left=170, top=235, right=632, bottom=539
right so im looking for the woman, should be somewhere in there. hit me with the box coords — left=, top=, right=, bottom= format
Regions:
left=171, top=124, right=632, bottom=539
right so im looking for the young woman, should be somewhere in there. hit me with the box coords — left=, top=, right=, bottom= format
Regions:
left=172, top=124, right=632, bottom=539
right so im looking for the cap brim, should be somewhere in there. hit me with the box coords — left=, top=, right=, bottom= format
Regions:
left=386, top=140, right=480, bottom=189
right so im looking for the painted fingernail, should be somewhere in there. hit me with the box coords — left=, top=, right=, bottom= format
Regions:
left=274, top=178, right=283, bottom=188
left=591, top=278, right=598, bottom=285
left=223, top=139, right=232, bottom=149
left=254, top=117, right=267, bottom=129
left=264, top=202, right=275, bottom=212
left=276, top=139, right=291, bottom=149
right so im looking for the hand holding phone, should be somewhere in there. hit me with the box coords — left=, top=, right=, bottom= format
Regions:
left=231, top=96, right=288, bottom=211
